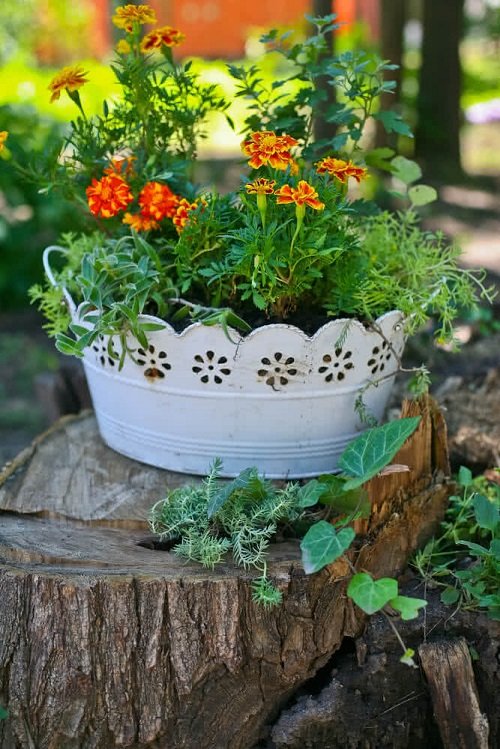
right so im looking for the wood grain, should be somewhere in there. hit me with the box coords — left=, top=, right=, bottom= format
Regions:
left=0, top=398, right=451, bottom=749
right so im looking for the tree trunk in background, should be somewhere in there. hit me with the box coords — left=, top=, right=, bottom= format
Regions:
left=375, top=0, right=407, bottom=148
left=416, top=0, right=465, bottom=178
left=313, top=0, right=336, bottom=150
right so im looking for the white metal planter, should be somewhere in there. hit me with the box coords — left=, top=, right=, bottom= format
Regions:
left=44, top=247, right=405, bottom=478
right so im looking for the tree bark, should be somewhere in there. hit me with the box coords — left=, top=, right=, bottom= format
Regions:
left=415, top=0, right=465, bottom=177
left=419, top=638, right=490, bottom=749
left=0, top=398, right=450, bottom=749
left=312, top=0, right=337, bottom=150
left=375, top=0, right=407, bottom=148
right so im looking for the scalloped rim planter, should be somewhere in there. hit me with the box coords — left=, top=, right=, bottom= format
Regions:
left=43, top=247, right=406, bottom=478
left=81, top=311, right=405, bottom=478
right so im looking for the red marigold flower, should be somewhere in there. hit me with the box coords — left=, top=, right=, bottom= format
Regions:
left=86, top=174, right=134, bottom=218
left=48, top=65, right=89, bottom=103
left=245, top=178, right=276, bottom=195
left=173, top=198, right=199, bottom=232
left=241, top=131, right=298, bottom=171
left=112, top=4, right=156, bottom=32
left=0, top=131, right=8, bottom=152
left=123, top=212, right=159, bottom=231
left=139, top=182, right=179, bottom=221
left=275, top=180, right=325, bottom=211
left=141, top=26, right=186, bottom=52
left=316, top=157, right=367, bottom=183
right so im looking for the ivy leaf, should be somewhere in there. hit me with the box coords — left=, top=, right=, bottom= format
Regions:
left=473, top=493, right=499, bottom=533
left=408, top=184, right=438, bottom=207
left=339, top=417, right=421, bottom=490
left=300, top=521, right=355, bottom=574
left=391, top=155, right=422, bottom=185
left=0, top=705, right=7, bottom=720
left=207, top=467, right=256, bottom=518
left=317, top=475, right=371, bottom=517
left=297, top=479, right=329, bottom=508
left=347, top=572, right=398, bottom=614
left=389, top=595, right=427, bottom=620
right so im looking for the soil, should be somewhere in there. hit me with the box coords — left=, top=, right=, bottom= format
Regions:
left=262, top=576, right=499, bottom=748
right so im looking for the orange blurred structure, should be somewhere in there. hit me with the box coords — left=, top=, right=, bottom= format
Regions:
left=88, top=0, right=380, bottom=60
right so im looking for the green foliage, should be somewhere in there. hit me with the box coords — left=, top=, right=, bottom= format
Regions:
left=0, top=104, right=80, bottom=310
left=149, top=458, right=302, bottom=605
left=300, top=522, right=355, bottom=574
left=337, top=210, right=494, bottom=342
left=413, top=469, right=500, bottom=620
left=0, top=705, right=7, bottom=721
left=339, top=416, right=421, bottom=489
left=347, top=573, right=398, bottom=615
left=25, top=12, right=492, bottom=357
left=149, top=414, right=422, bottom=624
left=231, top=17, right=408, bottom=159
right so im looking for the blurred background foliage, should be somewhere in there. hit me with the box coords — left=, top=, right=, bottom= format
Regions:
left=0, top=0, right=499, bottom=310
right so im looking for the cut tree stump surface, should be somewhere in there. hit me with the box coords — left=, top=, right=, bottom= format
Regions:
left=0, top=400, right=451, bottom=749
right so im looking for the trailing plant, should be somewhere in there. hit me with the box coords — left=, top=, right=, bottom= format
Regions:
left=17, top=5, right=491, bottom=360
left=413, top=466, right=500, bottom=620
left=150, top=415, right=427, bottom=663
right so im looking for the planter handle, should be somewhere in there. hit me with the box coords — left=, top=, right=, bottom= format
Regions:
left=43, top=245, right=77, bottom=320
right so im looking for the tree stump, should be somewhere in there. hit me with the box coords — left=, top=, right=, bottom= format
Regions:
left=0, top=398, right=450, bottom=749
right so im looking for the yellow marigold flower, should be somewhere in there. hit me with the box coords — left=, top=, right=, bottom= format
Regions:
left=245, top=178, right=276, bottom=195
left=48, top=65, right=89, bottom=103
left=139, top=181, right=179, bottom=221
left=0, top=131, right=8, bottom=152
left=86, top=174, right=133, bottom=218
left=141, top=26, right=186, bottom=52
left=112, top=4, right=157, bottom=32
left=116, top=39, right=131, bottom=55
left=316, top=157, right=367, bottom=183
left=173, top=198, right=199, bottom=232
left=275, top=180, right=325, bottom=211
left=241, top=131, right=298, bottom=171
left=123, top=212, right=159, bottom=231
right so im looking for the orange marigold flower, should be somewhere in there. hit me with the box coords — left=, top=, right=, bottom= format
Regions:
left=104, top=155, right=136, bottom=178
left=0, top=131, right=8, bottom=152
left=86, top=174, right=133, bottom=218
left=173, top=198, right=198, bottom=232
left=123, top=212, right=159, bottom=231
left=141, top=26, right=186, bottom=52
left=245, top=178, right=276, bottom=195
left=275, top=180, right=325, bottom=211
left=112, top=4, right=156, bottom=32
left=139, top=181, right=179, bottom=221
left=241, top=131, right=298, bottom=171
left=48, top=65, right=89, bottom=103
left=316, top=157, right=368, bottom=183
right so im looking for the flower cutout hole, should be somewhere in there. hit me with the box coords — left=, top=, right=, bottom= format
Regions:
left=318, top=348, right=354, bottom=383
left=258, top=353, right=298, bottom=389
left=92, top=334, right=118, bottom=368
left=192, top=351, right=231, bottom=384
left=367, top=340, right=392, bottom=375
left=137, top=345, right=172, bottom=380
